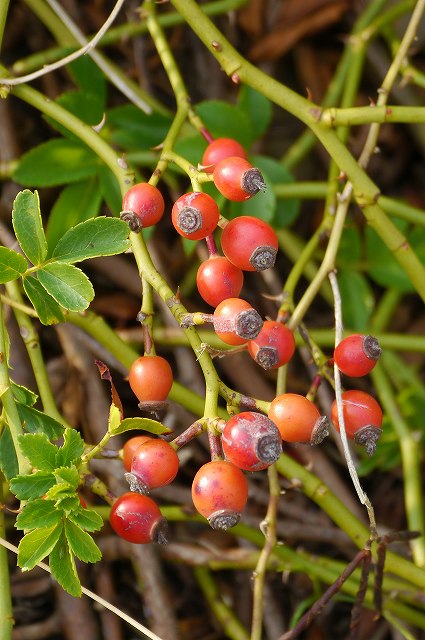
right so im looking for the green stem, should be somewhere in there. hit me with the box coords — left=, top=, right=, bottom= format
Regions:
left=193, top=567, right=249, bottom=640
left=321, top=104, right=425, bottom=127
left=371, top=364, right=425, bottom=567
left=0, top=478, right=13, bottom=640
left=0, top=301, right=30, bottom=475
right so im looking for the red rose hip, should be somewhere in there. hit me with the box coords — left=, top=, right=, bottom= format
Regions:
left=128, top=355, right=173, bottom=402
left=248, top=321, right=295, bottom=369
left=202, top=138, right=247, bottom=173
left=128, top=439, right=179, bottom=493
left=171, top=192, right=219, bottom=240
left=213, top=157, right=266, bottom=201
left=121, top=183, right=165, bottom=230
left=268, top=393, right=329, bottom=444
left=221, top=216, right=278, bottom=271
left=213, top=297, right=263, bottom=345
left=334, top=334, right=381, bottom=377
left=109, top=492, right=167, bottom=544
left=222, top=411, right=282, bottom=471
left=331, top=390, right=383, bottom=455
left=196, top=255, right=244, bottom=307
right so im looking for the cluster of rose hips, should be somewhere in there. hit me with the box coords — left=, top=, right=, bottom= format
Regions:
left=110, top=137, right=384, bottom=545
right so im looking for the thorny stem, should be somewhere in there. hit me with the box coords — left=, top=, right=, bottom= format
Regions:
left=329, top=271, right=377, bottom=536
left=0, top=478, right=13, bottom=640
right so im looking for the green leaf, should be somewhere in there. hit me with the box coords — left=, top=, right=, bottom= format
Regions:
left=55, top=429, right=84, bottom=467
left=57, top=91, right=105, bottom=127
left=54, top=466, right=80, bottom=489
left=12, top=190, right=47, bottom=265
left=49, top=529, right=81, bottom=597
left=19, top=433, right=58, bottom=471
left=0, top=247, right=27, bottom=283
left=68, top=507, right=103, bottom=532
left=15, top=498, right=62, bottom=530
left=11, top=382, right=38, bottom=406
left=38, top=262, right=94, bottom=312
left=64, top=520, right=101, bottom=563
left=173, top=135, right=208, bottom=171
left=45, top=483, right=76, bottom=502
left=237, top=86, right=272, bottom=139
left=10, top=471, right=56, bottom=500
left=195, top=100, right=253, bottom=148
left=46, top=178, right=103, bottom=253
left=17, top=402, right=65, bottom=440
left=0, top=427, right=19, bottom=480
left=336, top=226, right=362, bottom=269
left=23, top=275, right=65, bottom=325
left=57, top=496, right=80, bottom=513
left=107, top=403, right=122, bottom=434
left=97, top=166, right=122, bottom=215
left=339, top=270, right=375, bottom=332
left=107, top=104, right=172, bottom=150
left=52, top=217, right=130, bottom=263
left=13, top=139, right=99, bottom=187
left=18, top=523, right=63, bottom=570
left=112, top=417, right=172, bottom=436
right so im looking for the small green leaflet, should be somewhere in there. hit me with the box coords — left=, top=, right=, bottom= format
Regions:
left=18, top=433, right=58, bottom=471
left=23, top=275, right=65, bottom=325
left=68, top=507, right=103, bottom=532
left=54, top=466, right=80, bottom=488
left=11, top=381, right=38, bottom=406
left=111, top=416, right=172, bottom=436
left=64, top=520, right=101, bottom=563
left=18, top=523, right=63, bottom=571
left=0, top=247, right=27, bottom=283
left=55, top=429, right=84, bottom=467
left=0, top=427, right=19, bottom=480
left=12, top=190, right=47, bottom=266
left=9, top=471, right=56, bottom=500
left=15, top=498, right=62, bottom=530
left=38, top=262, right=94, bottom=311
left=52, top=217, right=130, bottom=264
left=49, top=528, right=81, bottom=597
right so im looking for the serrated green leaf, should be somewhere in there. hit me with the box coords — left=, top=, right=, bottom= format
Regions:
left=13, top=139, right=99, bottom=187
left=46, top=179, right=103, bottom=256
left=12, top=190, right=47, bottom=265
left=68, top=507, right=103, bottom=532
left=11, top=382, right=38, bottom=406
left=17, top=403, right=65, bottom=440
left=339, top=270, right=375, bottom=332
left=45, top=484, right=76, bottom=501
left=68, top=57, right=107, bottom=106
left=18, top=523, right=63, bottom=570
left=195, top=100, right=253, bottom=148
left=23, top=275, right=65, bottom=325
left=57, top=91, right=105, bottom=127
left=54, top=466, right=79, bottom=488
left=52, top=217, right=130, bottom=263
left=38, top=262, right=94, bottom=312
left=49, top=529, right=81, bottom=596
left=57, top=496, right=80, bottom=513
left=0, top=247, right=27, bottom=283
left=64, top=520, right=101, bottom=563
left=111, top=417, right=172, bottom=436
left=15, top=498, right=61, bottom=530
left=10, top=471, right=56, bottom=500
left=18, top=433, right=58, bottom=471
left=55, top=429, right=84, bottom=467
left=237, top=86, right=272, bottom=140
left=0, top=427, right=19, bottom=480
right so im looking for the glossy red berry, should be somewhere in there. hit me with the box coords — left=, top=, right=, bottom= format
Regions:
left=128, top=439, right=179, bottom=493
left=330, top=390, right=383, bottom=455
left=213, top=297, right=263, bottom=345
left=221, top=216, right=278, bottom=271
left=202, top=138, right=247, bottom=173
left=268, top=393, right=329, bottom=444
left=191, top=460, right=248, bottom=530
left=122, top=435, right=152, bottom=472
left=196, top=255, right=244, bottom=307
left=334, top=334, right=381, bottom=377
left=109, top=492, right=167, bottom=544
left=248, top=321, right=295, bottom=370
left=222, top=411, right=282, bottom=471
left=213, top=157, right=266, bottom=201
left=121, top=183, right=165, bottom=230
left=171, top=192, right=220, bottom=240
left=128, top=355, right=173, bottom=402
